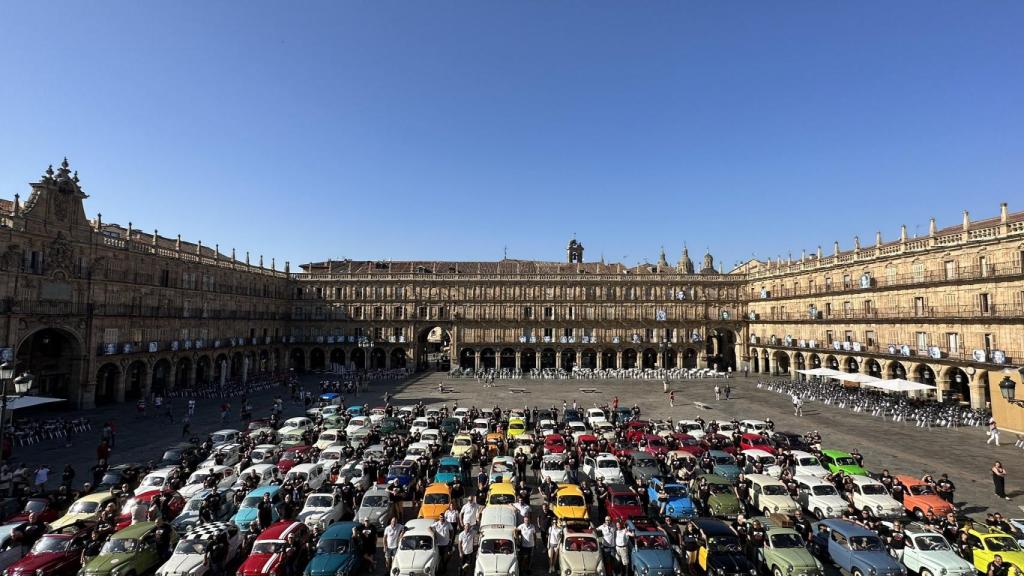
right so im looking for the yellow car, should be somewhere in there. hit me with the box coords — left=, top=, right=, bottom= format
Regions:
left=963, top=522, right=1024, bottom=572
left=506, top=418, right=527, bottom=439
left=487, top=482, right=517, bottom=506
left=418, top=483, right=452, bottom=520
left=50, top=492, right=118, bottom=531
left=553, top=484, right=589, bottom=521
left=450, top=434, right=476, bottom=459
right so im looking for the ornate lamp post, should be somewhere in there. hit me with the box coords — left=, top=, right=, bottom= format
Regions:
left=0, top=361, right=34, bottom=462
left=998, top=368, right=1024, bottom=407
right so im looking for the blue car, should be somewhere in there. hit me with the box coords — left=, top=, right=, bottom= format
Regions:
left=434, top=456, right=468, bottom=485
left=305, top=521, right=361, bottom=576
left=708, top=450, right=741, bottom=481
left=627, top=518, right=682, bottom=576
left=647, top=476, right=696, bottom=520
left=386, top=461, right=416, bottom=489
left=811, top=519, right=905, bottom=576
left=231, top=485, right=281, bottom=534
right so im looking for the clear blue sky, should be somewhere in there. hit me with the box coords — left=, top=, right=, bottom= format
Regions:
left=1, top=1, right=1021, bottom=270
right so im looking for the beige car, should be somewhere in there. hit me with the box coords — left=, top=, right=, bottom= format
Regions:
left=747, top=474, right=799, bottom=516
left=559, top=528, right=604, bottom=576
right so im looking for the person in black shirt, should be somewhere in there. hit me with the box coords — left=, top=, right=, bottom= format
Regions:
left=153, top=518, right=174, bottom=561
left=257, top=493, right=275, bottom=531
left=887, top=522, right=906, bottom=557
left=957, top=532, right=973, bottom=563
left=987, top=555, right=1010, bottom=576
left=936, top=474, right=956, bottom=504
left=360, top=519, right=377, bottom=571
left=746, top=520, right=767, bottom=560
left=81, top=530, right=105, bottom=565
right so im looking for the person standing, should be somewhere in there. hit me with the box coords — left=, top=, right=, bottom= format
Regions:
left=547, top=521, right=562, bottom=575
left=987, top=418, right=1001, bottom=446
left=517, top=513, right=537, bottom=572
left=457, top=525, right=477, bottom=576
left=714, top=385, right=721, bottom=401
left=794, top=397, right=804, bottom=417
left=669, top=391, right=676, bottom=408
left=992, top=462, right=1009, bottom=500
left=383, top=517, right=403, bottom=571
left=613, top=519, right=632, bottom=576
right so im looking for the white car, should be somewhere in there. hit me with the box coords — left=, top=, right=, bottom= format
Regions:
left=738, top=419, right=770, bottom=435
left=297, top=492, right=347, bottom=530
left=794, top=475, right=847, bottom=519
left=512, top=434, right=535, bottom=458
left=425, top=407, right=442, bottom=420
left=488, top=456, right=518, bottom=485
left=249, top=444, right=282, bottom=465
left=410, top=418, right=431, bottom=436
left=335, top=461, right=373, bottom=491
left=593, top=421, right=617, bottom=441
left=540, top=454, right=568, bottom=483
left=393, top=525, right=439, bottom=576
left=208, top=443, right=241, bottom=467
left=281, top=416, right=314, bottom=433
left=286, top=462, right=328, bottom=490
left=790, top=451, right=829, bottom=478
left=559, top=529, right=603, bottom=576
left=676, top=420, right=705, bottom=439
left=453, top=407, right=471, bottom=422
left=405, top=441, right=432, bottom=459
left=899, top=524, right=974, bottom=576
left=209, top=429, right=240, bottom=447
left=475, top=527, right=519, bottom=576
left=585, top=408, right=608, bottom=428
left=716, top=421, right=738, bottom=438
left=180, top=465, right=236, bottom=499
left=277, top=426, right=305, bottom=446
left=849, top=476, right=904, bottom=519
left=747, top=474, right=799, bottom=516
left=567, top=421, right=588, bottom=441
left=156, top=522, right=240, bottom=576
left=741, top=449, right=783, bottom=477
left=472, top=418, right=491, bottom=435
left=317, top=446, right=346, bottom=465
left=420, top=429, right=442, bottom=446
left=314, top=429, right=344, bottom=450
left=345, top=416, right=370, bottom=435
left=234, top=464, right=280, bottom=489
left=583, top=453, right=624, bottom=483
left=135, top=467, right=180, bottom=496
left=537, top=419, right=557, bottom=437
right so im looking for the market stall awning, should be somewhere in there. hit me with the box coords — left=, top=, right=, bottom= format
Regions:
left=5, top=396, right=65, bottom=410
left=796, top=368, right=847, bottom=378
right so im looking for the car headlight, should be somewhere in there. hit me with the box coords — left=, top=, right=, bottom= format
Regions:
left=335, top=570, right=349, bottom=576
left=826, top=507, right=833, bottom=513
left=392, top=569, right=400, bottom=576
left=869, top=569, right=877, bottom=576
left=940, top=570, right=947, bottom=575
left=641, top=567, right=650, bottom=575
left=774, top=505, right=780, bottom=512
left=565, top=570, right=572, bottom=576
left=876, top=505, right=883, bottom=511
left=37, top=570, right=47, bottom=576
left=750, top=570, right=757, bottom=576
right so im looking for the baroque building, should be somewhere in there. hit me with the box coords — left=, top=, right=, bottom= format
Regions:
left=1, top=161, right=1023, bottom=424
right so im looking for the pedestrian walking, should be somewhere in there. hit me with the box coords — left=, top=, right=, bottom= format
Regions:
left=187, top=399, right=196, bottom=416
left=793, top=396, right=803, bottom=417
left=516, top=514, right=537, bottom=572
left=33, top=465, right=50, bottom=494
left=669, top=391, right=675, bottom=407
left=992, top=461, right=1009, bottom=500
left=714, top=385, right=721, bottom=401
left=724, top=385, right=732, bottom=400
left=987, top=418, right=1001, bottom=446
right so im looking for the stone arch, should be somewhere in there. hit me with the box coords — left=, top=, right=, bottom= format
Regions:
left=289, top=348, right=306, bottom=371
left=195, top=355, right=212, bottom=385
left=480, top=348, right=496, bottom=370
left=230, top=352, right=243, bottom=380
left=391, top=348, right=407, bottom=369
left=773, top=350, right=791, bottom=375
left=95, top=363, right=121, bottom=405
left=664, top=348, right=677, bottom=369
left=151, top=358, right=172, bottom=396
left=581, top=348, right=597, bottom=369
left=309, top=348, right=326, bottom=370
left=682, top=347, right=698, bottom=369
left=521, top=348, right=537, bottom=371
left=622, top=348, right=638, bottom=370
left=940, top=365, right=970, bottom=403
left=913, top=363, right=936, bottom=385
left=541, top=348, right=556, bottom=369
left=369, top=347, right=386, bottom=369
left=329, top=348, right=345, bottom=368
left=794, top=352, right=806, bottom=370
left=641, top=348, right=657, bottom=370
left=824, top=354, right=839, bottom=370
left=350, top=348, right=366, bottom=370
left=458, top=348, right=475, bottom=370
left=417, top=325, right=452, bottom=372
left=884, top=359, right=907, bottom=379
left=863, top=358, right=882, bottom=377
left=808, top=353, right=821, bottom=368
left=175, top=357, right=192, bottom=389
left=14, top=327, right=84, bottom=401
left=844, top=356, right=859, bottom=373
left=601, top=349, right=617, bottom=369
left=125, top=360, right=147, bottom=400
left=751, top=348, right=760, bottom=373
left=561, top=349, right=577, bottom=370
left=499, top=348, right=516, bottom=370
left=971, top=369, right=991, bottom=409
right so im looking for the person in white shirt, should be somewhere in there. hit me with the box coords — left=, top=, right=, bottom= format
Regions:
left=547, top=521, right=563, bottom=574
left=444, top=503, right=460, bottom=526
left=432, top=517, right=454, bottom=571
left=513, top=496, right=531, bottom=520
left=383, top=517, right=404, bottom=569
left=614, top=519, right=633, bottom=576
left=460, top=499, right=480, bottom=530
left=517, top=515, right=537, bottom=571
left=457, top=526, right=477, bottom=576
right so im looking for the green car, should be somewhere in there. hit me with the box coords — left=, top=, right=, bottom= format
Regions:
left=818, top=449, right=868, bottom=476
left=378, top=417, right=408, bottom=436
left=323, top=414, right=347, bottom=429
left=692, top=473, right=742, bottom=518
left=79, top=521, right=178, bottom=576
left=755, top=522, right=824, bottom=576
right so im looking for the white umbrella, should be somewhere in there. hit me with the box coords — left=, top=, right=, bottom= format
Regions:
left=839, top=372, right=883, bottom=384
left=879, top=378, right=937, bottom=392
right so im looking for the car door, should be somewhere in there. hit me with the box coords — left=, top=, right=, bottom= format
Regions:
left=697, top=531, right=710, bottom=571
left=900, top=534, right=919, bottom=571
left=829, top=531, right=852, bottom=570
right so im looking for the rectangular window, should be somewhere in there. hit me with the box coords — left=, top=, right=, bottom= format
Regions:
left=543, top=328, right=553, bottom=339
left=842, top=301, right=852, bottom=316
left=523, top=306, right=533, bottom=319
left=914, top=297, right=925, bottom=316
left=916, top=331, right=928, bottom=350
left=946, top=332, right=960, bottom=353
left=844, top=330, right=853, bottom=342
left=373, top=327, right=383, bottom=340
left=843, top=274, right=851, bottom=289
left=568, top=306, right=575, bottom=320
left=824, top=277, right=832, bottom=290
left=824, top=303, right=833, bottom=317
left=665, top=328, right=674, bottom=341
left=984, top=333, right=994, bottom=350
left=979, top=256, right=989, bottom=277
left=979, top=293, right=990, bottom=314
left=563, top=328, right=574, bottom=338
left=393, top=306, right=404, bottom=319
left=944, top=260, right=957, bottom=280
left=865, top=330, right=876, bottom=347
left=418, top=306, right=427, bottom=319
left=543, top=306, right=554, bottom=320
left=373, top=306, right=383, bottom=319
left=912, top=263, right=925, bottom=282
left=645, top=328, right=655, bottom=342
left=863, top=300, right=873, bottom=315
left=826, top=330, right=834, bottom=345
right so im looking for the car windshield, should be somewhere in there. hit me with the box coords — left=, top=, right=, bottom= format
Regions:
left=850, top=536, right=884, bottom=551
left=23, top=500, right=47, bottom=513
left=909, top=485, right=935, bottom=496
left=834, top=457, right=858, bottom=466
left=362, top=495, right=388, bottom=508
left=99, top=474, right=121, bottom=485
left=70, top=501, right=100, bottom=514
left=162, top=450, right=183, bottom=461
left=320, top=433, right=337, bottom=441
left=558, top=495, right=585, bottom=507
left=100, top=538, right=139, bottom=555
left=709, top=536, right=741, bottom=552
left=771, top=533, right=804, bottom=548
left=987, top=536, right=1022, bottom=552
left=289, top=472, right=308, bottom=481
left=635, top=535, right=669, bottom=550
left=565, top=537, right=599, bottom=552
left=492, top=462, right=510, bottom=473
left=762, top=485, right=788, bottom=496
left=211, top=434, right=229, bottom=443
left=389, top=466, right=409, bottom=477
left=480, top=538, right=515, bottom=554
left=543, top=461, right=564, bottom=471
left=174, top=539, right=209, bottom=555
left=454, top=438, right=471, bottom=447
left=664, top=485, right=688, bottom=498
left=241, top=496, right=265, bottom=508
left=612, top=494, right=640, bottom=506
left=282, top=450, right=302, bottom=460
left=190, top=473, right=211, bottom=484
left=438, top=464, right=460, bottom=474
left=714, top=456, right=735, bottom=465
left=490, top=494, right=515, bottom=505
left=400, top=536, right=434, bottom=551
left=31, top=536, right=70, bottom=553
left=424, top=493, right=450, bottom=505
left=185, top=498, right=205, bottom=512
left=142, top=476, right=165, bottom=487
left=799, top=457, right=821, bottom=467
left=708, top=483, right=732, bottom=494
left=597, top=460, right=618, bottom=469
left=307, top=495, right=334, bottom=508
left=252, top=541, right=286, bottom=555
left=813, top=485, right=838, bottom=496
left=860, top=484, right=887, bottom=495
left=320, top=452, right=341, bottom=461
left=316, top=538, right=349, bottom=554
left=914, top=536, right=951, bottom=551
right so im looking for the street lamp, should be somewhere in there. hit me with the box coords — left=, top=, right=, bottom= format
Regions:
left=0, top=361, right=34, bottom=462
left=998, top=368, right=1024, bottom=407
left=659, top=339, right=672, bottom=392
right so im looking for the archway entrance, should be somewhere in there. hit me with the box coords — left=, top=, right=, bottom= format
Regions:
left=350, top=348, right=366, bottom=370
left=761, top=350, right=771, bottom=374
left=95, top=363, right=120, bottom=405
left=915, top=364, right=936, bottom=386
left=15, top=328, right=82, bottom=400
left=125, top=361, right=146, bottom=400
left=664, top=349, right=677, bottom=369
left=459, top=348, right=475, bottom=370
left=310, top=348, right=326, bottom=370
left=480, top=348, right=496, bottom=370
left=888, top=361, right=907, bottom=379
left=370, top=348, right=386, bottom=369
left=795, top=352, right=806, bottom=371
left=683, top=348, right=697, bottom=369
left=622, top=349, right=637, bottom=370
left=561, top=350, right=577, bottom=371
left=195, top=356, right=211, bottom=385
left=500, top=348, right=516, bottom=370
left=152, top=359, right=172, bottom=396
left=175, top=358, right=192, bottom=389
left=521, top=349, right=536, bottom=371
left=864, top=358, right=882, bottom=377
left=601, top=349, right=616, bottom=369
left=944, top=367, right=970, bottom=403
left=707, top=329, right=737, bottom=370
left=540, top=349, right=556, bottom=369
left=290, top=348, right=306, bottom=371
left=329, top=349, right=344, bottom=370
left=845, top=357, right=859, bottom=373
left=391, top=348, right=407, bottom=369
left=775, top=352, right=790, bottom=375
left=642, top=348, right=657, bottom=370
left=417, top=326, right=451, bottom=371
left=581, top=349, right=597, bottom=369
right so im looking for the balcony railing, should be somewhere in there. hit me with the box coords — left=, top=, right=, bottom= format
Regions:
left=753, top=303, right=1022, bottom=322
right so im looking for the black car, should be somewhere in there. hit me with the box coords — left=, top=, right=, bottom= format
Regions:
left=770, top=431, right=809, bottom=451
left=158, top=443, right=205, bottom=470
left=563, top=409, right=581, bottom=423
left=692, top=518, right=756, bottom=576
left=95, top=463, right=147, bottom=492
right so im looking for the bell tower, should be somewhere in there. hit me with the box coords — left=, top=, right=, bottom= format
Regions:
left=566, top=237, right=584, bottom=264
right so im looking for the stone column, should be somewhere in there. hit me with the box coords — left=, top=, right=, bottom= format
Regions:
left=385, top=349, right=392, bottom=370
left=556, top=351, right=562, bottom=370
left=969, top=372, right=988, bottom=410
left=188, top=359, right=198, bottom=388
left=241, top=355, right=249, bottom=384
left=142, top=363, right=153, bottom=399
left=115, top=364, right=126, bottom=403
left=596, top=352, right=603, bottom=370
left=474, top=351, right=481, bottom=371
left=616, top=350, right=623, bottom=369
left=515, top=351, right=521, bottom=371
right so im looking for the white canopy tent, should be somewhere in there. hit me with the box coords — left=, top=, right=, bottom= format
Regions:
left=838, top=372, right=884, bottom=384
left=862, top=378, right=937, bottom=393
left=796, top=367, right=847, bottom=378
left=5, top=396, right=65, bottom=411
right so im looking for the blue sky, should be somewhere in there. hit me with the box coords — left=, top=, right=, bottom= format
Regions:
left=1, top=1, right=1021, bottom=270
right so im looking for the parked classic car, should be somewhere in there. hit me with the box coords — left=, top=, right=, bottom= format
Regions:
left=627, top=518, right=682, bottom=576
left=692, top=517, right=755, bottom=576
left=747, top=474, right=800, bottom=517
left=754, top=518, right=823, bottom=576
left=156, top=522, right=240, bottom=576
left=892, top=475, right=955, bottom=519
left=79, top=521, right=179, bottom=576
left=646, top=476, right=695, bottom=520
left=304, top=521, right=361, bottom=576
left=896, top=522, right=973, bottom=576
left=392, top=524, right=439, bottom=576
left=794, top=475, right=847, bottom=519
left=848, top=476, right=904, bottom=519
left=810, top=519, right=905, bottom=576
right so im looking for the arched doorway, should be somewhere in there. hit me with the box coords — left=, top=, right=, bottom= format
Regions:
left=95, top=363, right=120, bottom=405
left=370, top=348, right=386, bottom=369
left=540, top=348, right=556, bottom=369
left=864, top=358, right=882, bottom=377
left=459, top=348, right=475, bottom=370
left=258, top=350, right=269, bottom=372
left=761, top=350, right=771, bottom=374
left=581, top=349, right=597, bottom=369
left=521, top=349, right=537, bottom=371
left=707, top=329, right=738, bottom=370
left=350, top=348, right=366, bottom=370
left=846, top=357, right=859, bottom=373
left=417, top=326, right=452, bottom=371
left=310, top=348, right=326, bottom=370
left=480, top=348, right=496, bottom=370
left=622, top=349, right=638, bottom=370
left=601, top=349, right=617, bottom=369
left=561, top=350, right=577, bottom=371
left=175, top=357, right=192, bottom=389
left=391, top=348, right=407, bottom=369
left=774, top=351, right=790, bottom=375
left=809, top=354, right=821, bottom=368
left=15, top=328, right=82, bottom=400
left=329, top=349, right=344, bottom=369
left=230, top=352, right=244, bottom=380
left=888, top=361, right=907, bottom=379
left=915, top=364, right=936, bottom=388
left=125, top=361, right=146, bottom=400
left=664, top=349, right=677, bottom=369
left=642, top=348, right=657, bottom=370
left=213, top=354, right=229, bottom=384
left=500, top=348, right=516, bottom=370
left=943, top=366, right=970, bottom=403
left=794, top=352, right=806, bottom=370
left=751, top=348, right=760, bottom=373
left=682, top=348, right=697, bottom=369
left=152, top=359, right=172, bottom=396
left=824, top=355, right=839, bottom=371
left=290, top=348, right=306, bottom=371
left=195, top=356, right=211, bottom=385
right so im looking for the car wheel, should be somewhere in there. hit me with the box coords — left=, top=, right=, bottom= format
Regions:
left=773, top=567, right=784, bottom=576
left=852, top=569, right=862, bottom=576
left=763, top=508, right=771, bottom=518
left=914, top=508, right=925, bottom=520
left=920, top=569, right=933, bottom=576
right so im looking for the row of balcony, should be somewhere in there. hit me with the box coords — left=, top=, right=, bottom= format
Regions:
left=1, top=299, right=291, bottom=321
left=752, top=340, right=1021, bottom=368
left=749, top=303, right=1023, bottom=322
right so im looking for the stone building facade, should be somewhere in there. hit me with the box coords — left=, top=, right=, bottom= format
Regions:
left=2, top=161, right=1023, bottom=415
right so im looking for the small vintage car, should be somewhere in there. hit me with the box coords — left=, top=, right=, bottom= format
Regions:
left=897, top=522, right=974, bottom=576
left=237, top=521, right=310, bottom=576
left=392, top=524, right=440, bottom=576
left=558, top=527, right=603, bottom=576
left=810, top=519, right=905, bottom=576
left=450, top=434, right=477, bottom=459
left=486, top=482, right=517, bottom=507
left=892, top=475, right=955, bottom=519
left=298, top=492, right=347, bottom=530
left=961, top=522, right=1024, bottom=574
left=304, top=521, right=361, bottom=576
left=209, top=429, right=241, bottom=446
left=818, top=450, right=868, bottom=477
left=79, top=521, right=179, bottom=576
left=50, top=493, right=118, bottom=531
left=335, top=461, right=373, bottom=492
left=506, top=417, right=527, bottom=439
left=747, top=474, right=799, bottom=517
left=794, top=475, right=847, bottom=519
left=553, top=485, right=589, bottom=521
left=738, top=433, right=777, bottom=455
left=848, top=476, right=904, bottom=520
left=790, top=451, right=829, bottom=478
left=540, top=454, right=569, bottom=484
left=116, top=489, right=186, bottom=530
left=646, top=476, right=695, bottom=520
left=741, top=449, right=783, bottom=477
left=604, top=483, right=645, bottom=522
left=692, top=473, right=742, bottom=519
left=417, top=483, right=452, bottom=520
left=487, top=456, right=518, bottom=485
left=512, top=434, right=535, bottom=458
left=754, top=519, right=823, bottom=576
left=4, top=522, right=94, bottom=576
left=172, top=488, right=237, bottom=531
left=708, top=451, right=742, bottom=481
left=277, top=446, right=314, bottom=474
left=583, top=453, right=624, bottom=483
left=692, top=517, right=756, bottom=576
left=286, top=462, right=328, bottom=491
left=6, top=497, right=61, bottom=524
left=475, top=527, right=519, bottom=576
left=180, top=465, right=236, bottom=499
left=434, top=456, right=469, bottom=485
left=629, top=451, right=662, bottom=482
left=355, top=484, right=395, bottom=532
left=627, top=518, right=682, bottom=576
left=156, top=521, right=240, bottom=576
left=313, top=428, right=345, bottom=450
left=232, top=486, right=282, bottom=533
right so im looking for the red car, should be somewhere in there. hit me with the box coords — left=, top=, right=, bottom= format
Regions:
left=238, top=521, right=310, bottom=576
left=116, top=490, right=186, bottom=530
left=604, top=483, right=644, bottom=521
left=576, top=435, right=599, bottom=457
left=701, top=433, right=737, bottom=455
left=671, top=434, right=705, bottom=457
left=625, top=421, right=651, bottom=444
left=638, top=435, right=669, bottom=458
left=4, top=524, right=94, bottom=576
left=738, top=433, right=776, bottom=455
left=543, top=434, right=567, bottom=454
left=277, top=445, right=314, bottom=473
left=7, top=497, right=61, bottom=524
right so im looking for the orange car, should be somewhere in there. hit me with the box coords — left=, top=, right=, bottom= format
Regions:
left=894, top=475, right=955, bottom=518
left=418, top=482, right=452, bottom=520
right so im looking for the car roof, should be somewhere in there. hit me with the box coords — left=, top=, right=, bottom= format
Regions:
left=820, top=449, right=851, bottom=457
left=321, top=521, right=359, bottom=540
left=425, top=483, right=451, bottom=494
left=742, top=449, right=773, bottom=457
left=746, top=474, right=783, bottom=485
left=850, top=475, right=880, bottom=485
left=114, top=521, right=157, bottom=539
left=257, top=521, right=304, bottom=541
left=816, top=519, right=876, bottom=536
left=557, top=484, right=584, bottom=495
left=76, top=492, right=116, bottom=504
left=893, top=475, right=925, bottom=485
left=248, top=485, right=282, bottom=497
left=605, top=483, right=636, bottom=494
left=693, top=518, right=736, bottom=535
left=793, top=474, right=830, bottom=485
left=790, top=450, right=816, bottom=458
left=697, top=473, right=732, bottom=484
left=439, top=456, right=460, bottom=464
